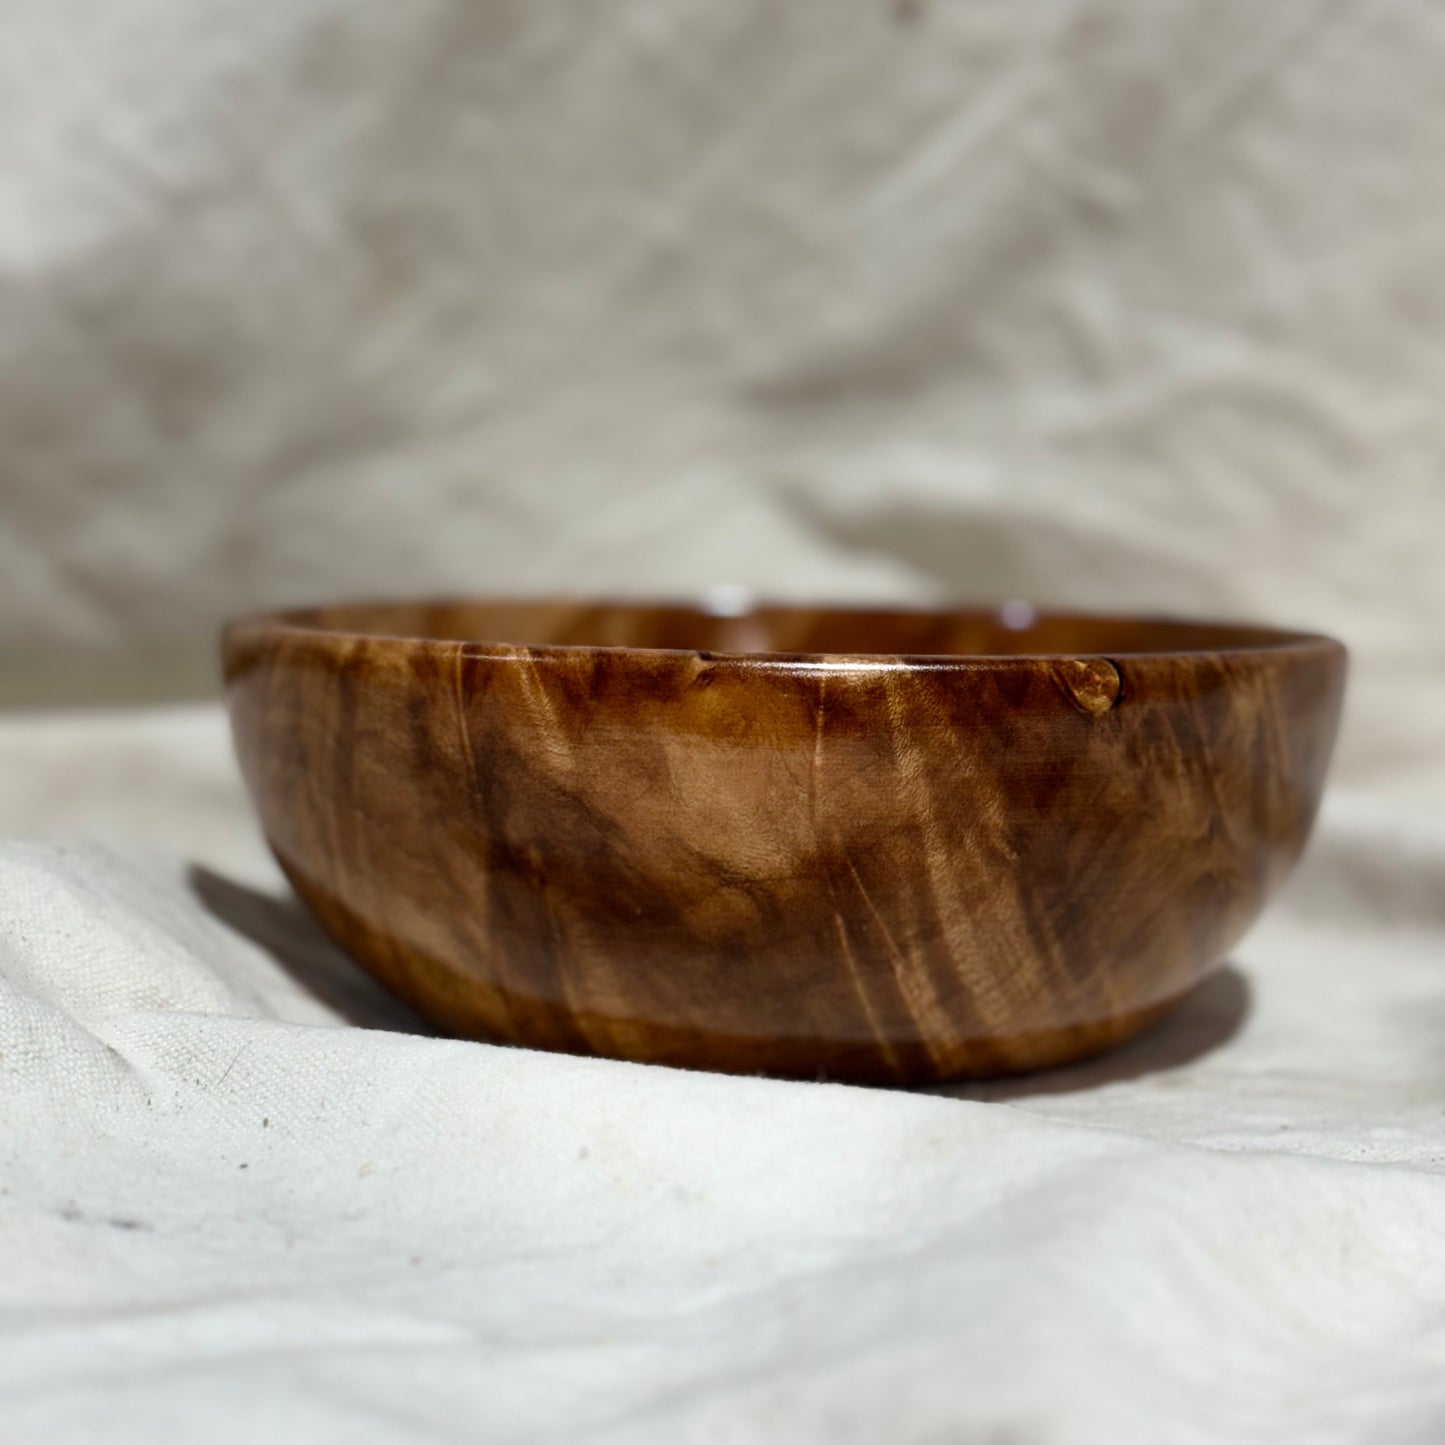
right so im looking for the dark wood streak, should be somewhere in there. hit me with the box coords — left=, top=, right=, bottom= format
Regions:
left=222, top=600, right=1347, bottom=1085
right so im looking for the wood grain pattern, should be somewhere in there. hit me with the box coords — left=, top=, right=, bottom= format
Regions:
left=222, top=601, right=1346, bottom=1084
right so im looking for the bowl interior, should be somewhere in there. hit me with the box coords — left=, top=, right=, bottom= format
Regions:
left=269, top=599, right=1326, bottom=661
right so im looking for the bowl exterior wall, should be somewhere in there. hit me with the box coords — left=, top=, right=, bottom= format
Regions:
left=224, top=622, right=1345, bottom=1083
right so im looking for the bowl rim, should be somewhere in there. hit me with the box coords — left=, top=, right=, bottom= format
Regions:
left=223, top=597, right=1347, bottom=671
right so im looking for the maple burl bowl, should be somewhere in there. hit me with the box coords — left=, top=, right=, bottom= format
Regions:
left=222, top=600, right=1346, bottom=1085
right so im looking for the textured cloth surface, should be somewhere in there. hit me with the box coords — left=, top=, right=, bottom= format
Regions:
left=4, top=719, right=1445, bottom=1445
left=5, top=1, right=1445, bottom=1441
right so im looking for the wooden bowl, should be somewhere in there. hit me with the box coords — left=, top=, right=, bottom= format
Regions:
left=223, top=600, right=1346, bottom=1085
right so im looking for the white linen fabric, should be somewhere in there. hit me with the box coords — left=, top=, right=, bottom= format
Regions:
left=3, top=720, right=1445, bottom=1445
left=3, top=2, right=1445, bottom=1441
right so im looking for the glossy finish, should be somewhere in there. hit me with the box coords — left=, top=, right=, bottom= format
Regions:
left=223, top=601, right=1346, bottom=1084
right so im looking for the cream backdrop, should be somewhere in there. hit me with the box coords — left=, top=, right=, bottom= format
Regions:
left=4, top=3, right=1445, bottom=1442
left=2, top=0, right=1443, bottom=794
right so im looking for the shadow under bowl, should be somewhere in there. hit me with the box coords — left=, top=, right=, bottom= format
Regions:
left=222, top=599, right=1346, bottom=1085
